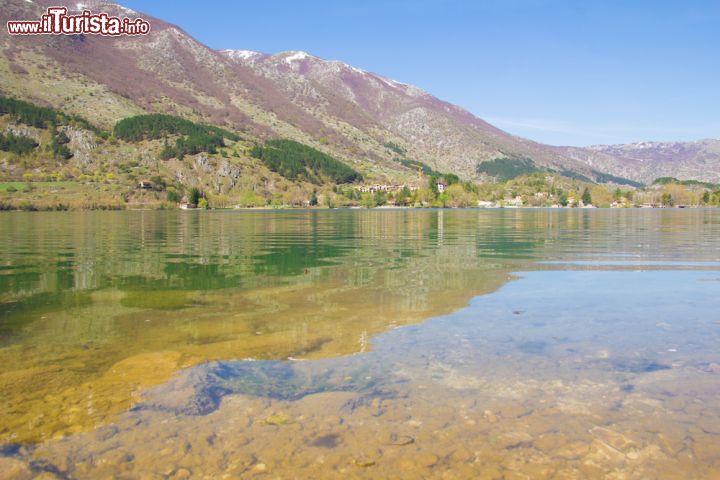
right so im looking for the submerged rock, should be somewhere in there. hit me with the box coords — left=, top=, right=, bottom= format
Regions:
left=352, top=457, right=376, bottom=468
left=517, top=340, right=548, bottom=355
left=697, top=362, right=720, bottom=374
left=611, top=359, right=671, bottom=373
left=137, top=359, right=392, bottom=416
left=264, top=413, right=292, bottom=426
left=386, top=433, right=415, bottom=446
left=310, top=433, right=341, bottom=448
left=0, top=457, right=32, bottom=480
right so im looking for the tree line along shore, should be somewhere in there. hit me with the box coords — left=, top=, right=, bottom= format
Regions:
left=2, top=95, right=719, bottom=212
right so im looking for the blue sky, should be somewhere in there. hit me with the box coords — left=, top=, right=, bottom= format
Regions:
left=123, top=0, right=720, bottom=146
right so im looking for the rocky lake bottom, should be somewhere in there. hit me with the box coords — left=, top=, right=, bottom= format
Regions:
left=1, top=210, right=719, bottom=479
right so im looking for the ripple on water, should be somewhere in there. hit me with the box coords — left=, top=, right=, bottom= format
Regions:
left=1, top=210, right=720, bottom=477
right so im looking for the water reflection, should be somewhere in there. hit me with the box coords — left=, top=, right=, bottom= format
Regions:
left=1, top=210, right=518, bottom=443
left=11, top=268, right=720, bottom=479
left=1, top=209, right=719, bottom=478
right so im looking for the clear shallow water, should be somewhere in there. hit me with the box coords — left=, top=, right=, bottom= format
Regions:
left=1, top=209, right=719, bottom=479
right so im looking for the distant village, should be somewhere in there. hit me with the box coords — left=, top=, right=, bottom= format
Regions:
left=354, top=181, right=672, bottom=209
left=157, top=176, right=711, bottom=210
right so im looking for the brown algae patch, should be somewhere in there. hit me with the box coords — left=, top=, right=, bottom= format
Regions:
left=0, top=350, right=200, bottom=444
left=0, top=268, right=509, bottom=444
left=119, top=290, right=192, bottom=310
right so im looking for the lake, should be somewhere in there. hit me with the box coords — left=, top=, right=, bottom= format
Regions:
left=1, top=209, right=719, bottom=478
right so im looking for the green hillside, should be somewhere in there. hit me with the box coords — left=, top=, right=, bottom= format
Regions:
left=250, top=139, right=362, bottom=184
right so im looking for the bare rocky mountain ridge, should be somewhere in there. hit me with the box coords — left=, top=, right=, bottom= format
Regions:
left=559, top=140, right=720, bottom=184
left=1, top=0, right=719, bottom=184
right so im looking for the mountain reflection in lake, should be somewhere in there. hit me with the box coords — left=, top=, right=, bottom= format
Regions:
left=1, top=209, right=719, bottom=478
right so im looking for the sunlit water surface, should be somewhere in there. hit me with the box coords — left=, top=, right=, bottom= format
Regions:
left=1, top=209, right=719, bottom=479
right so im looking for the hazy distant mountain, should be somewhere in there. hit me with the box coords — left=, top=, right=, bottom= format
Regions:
left=557, top=140, right=720, bottom=184
left=2, top=0, right=718, bottom=184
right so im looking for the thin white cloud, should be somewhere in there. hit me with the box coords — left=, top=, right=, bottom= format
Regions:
left=483, top=115, right=720, bottom=146
left=483, top=117, right=593, bottom=134
left=483, top=116, right=621, bottom=143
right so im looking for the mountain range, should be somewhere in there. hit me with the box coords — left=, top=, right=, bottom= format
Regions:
left=1, top=0, right=719, bottom=185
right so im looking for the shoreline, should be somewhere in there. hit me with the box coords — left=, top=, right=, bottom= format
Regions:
left=0, top=205, right=716, bottom=212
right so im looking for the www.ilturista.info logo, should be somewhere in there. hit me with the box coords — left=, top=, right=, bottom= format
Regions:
left=7, top=6, right=151, bottom=36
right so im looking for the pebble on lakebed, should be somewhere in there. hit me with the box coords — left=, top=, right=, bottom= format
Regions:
left=10, top=372, right=720, bottom=480
left=263, top=413, right=293, bottom=426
